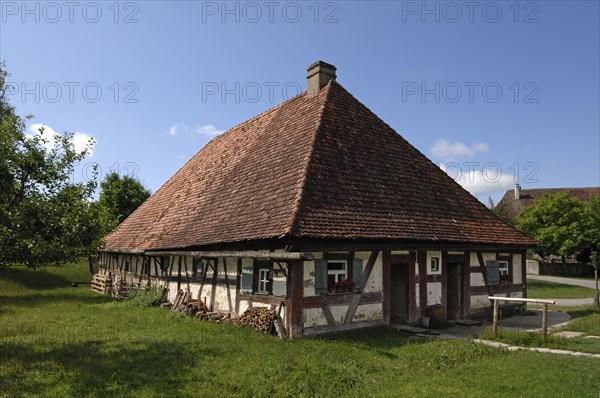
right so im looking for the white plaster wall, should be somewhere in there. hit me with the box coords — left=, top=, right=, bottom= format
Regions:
left=391, top=250, right=409, bottom=255
left=471, top=273, right=485, bottom=287
left=471, top=295, right=490, bottom=308
left=303, top=259, right=316, bottom=297
left=304, top=307, right=329, bottom=327
left=330, top=305, right=350, bottom=323
left=356, top=251, right=382, bottom=293
left=510, top=291, right=523, bottom=298
left=448, top=251, right=464, bottom=255
left=513, top=254, right=522, bottom=284
left=427, top=282, right=442, bottom=305
left=427, top=251, right=442, bottom=275
left=353, top=303, right=383, bottom=322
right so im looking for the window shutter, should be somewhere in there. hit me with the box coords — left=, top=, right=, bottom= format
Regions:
left=486, top=260, right=500, bottom=286
left=241, top=267, right=254, bottom=293
left=352, top=258, right=364, bottom=292
left=314, top=259, right=328, bottom=294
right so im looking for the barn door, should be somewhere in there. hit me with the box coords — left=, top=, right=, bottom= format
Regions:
left=390, top=262, right=409, bottom=324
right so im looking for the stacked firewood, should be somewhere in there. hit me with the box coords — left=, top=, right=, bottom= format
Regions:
left=234, top=307, right=275, bottom=334
left=169, top=289, right=229, bottom=322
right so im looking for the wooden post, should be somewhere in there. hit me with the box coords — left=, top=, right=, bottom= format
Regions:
left=492, top=299, right=499, bottom=336
left=542, top=303, right=548, bottom=342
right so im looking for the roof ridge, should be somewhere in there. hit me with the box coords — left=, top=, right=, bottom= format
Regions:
left=283, top=81, right=334, bottom=238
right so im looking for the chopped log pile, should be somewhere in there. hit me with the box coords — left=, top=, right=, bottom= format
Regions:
left=167, top=289, right=229, bottom=322
left=234, top=307, right=277, bottom=335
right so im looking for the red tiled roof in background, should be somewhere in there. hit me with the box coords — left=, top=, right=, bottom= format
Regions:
left=497, top=187, right=600, bottom=219
left=103, top=80, right=538, bottom=251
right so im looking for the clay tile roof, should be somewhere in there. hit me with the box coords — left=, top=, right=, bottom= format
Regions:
left=103, top=80, right=538, bottom=251
left=498, top=187, right=600, bottom=220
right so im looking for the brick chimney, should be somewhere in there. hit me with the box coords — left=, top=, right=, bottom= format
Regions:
left=307, top=61, right=336, bottom=97
left=514, top=183, right=521, bottom=200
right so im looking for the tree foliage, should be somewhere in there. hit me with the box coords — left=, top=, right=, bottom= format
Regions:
left=515, top=192, right=599, bottom=261
left=98, top=172, right=150, bottom=224
left=0, top=63, right=113, bottom=268
left=488, top=196, right=511, bottom=224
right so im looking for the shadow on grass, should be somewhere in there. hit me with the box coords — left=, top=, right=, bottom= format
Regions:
left=0, top=339, right=220, bottom=397
left=0, top=291, right=113, bottom=307
left=0, top=266, right=71, bottom=290
left=316, top=326, right=420, bottom=359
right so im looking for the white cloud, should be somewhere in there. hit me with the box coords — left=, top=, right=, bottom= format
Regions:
left=27, top=124, right=95, bottom=157
left=168, top=123, right=187, bottom=136
left=430, top=139, right=489, bottom=162
left=196, top=124, right=223, bottom=138
left=440, top=163, right=514, bottom=197
left=72, top=132, right=94, bottom=155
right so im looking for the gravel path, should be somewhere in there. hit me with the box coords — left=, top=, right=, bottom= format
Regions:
left=527, top=274, right=597, bottom=289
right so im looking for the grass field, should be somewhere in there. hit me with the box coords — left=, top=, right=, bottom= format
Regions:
left=1, top=264, right=599, bottom=398
left=526, top=278, right=596, bottom=299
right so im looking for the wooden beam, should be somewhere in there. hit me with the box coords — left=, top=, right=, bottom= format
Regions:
left=418, top=250, right=427, bottom=316
left=146, top=250, right=313, bottom=261
left=302, top=320, right=383, bottom=336
left=223, top=258, right=233, bottom=315
left=98, top=248, right=145, bottom=255
left=382, top=251, right=391, bottom=325
left=476, top=252, right=493, bottom=298
left=343, top=251, right=379, bottom=324
left=287, top=260, right=304, bottom=338
left=321, top=306, right=336, bottom=325
left=303, top=292, right=382, bottom=308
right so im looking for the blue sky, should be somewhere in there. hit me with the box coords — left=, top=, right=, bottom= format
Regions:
left=1, top=0, right=599, bottom=203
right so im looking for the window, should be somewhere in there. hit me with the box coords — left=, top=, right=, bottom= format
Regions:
left=314, top=258, right=364, bottom=294
left=257, top=268, right=272, bottom=294
left=192, top=258, right=204, bottom=278
left=241, top=261, right=273, bottom=294
left=498, top=261, right=509, bottom=275
left=327, top=262, right=347, bottom=287
left=430, top=257, right=440, bottom=272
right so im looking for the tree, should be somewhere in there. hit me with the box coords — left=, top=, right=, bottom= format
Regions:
left=0, top=63, right=113, bottom=268
left=98, top=172, right=150, bottom=224
left=488, top=196, right=511, bottom=224
left=515, top=192, right=590, bottom=262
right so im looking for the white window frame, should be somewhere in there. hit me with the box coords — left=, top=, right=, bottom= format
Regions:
left=327, top=262, right=347, bottom=284
left=257, top=268, right=271, bottom=294
left=430, top=257, right=440, bottom=272
left=499, top=260, right=509, bottom=276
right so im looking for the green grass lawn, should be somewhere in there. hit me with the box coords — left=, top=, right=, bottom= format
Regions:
left=527, top=278, right=596, bottom=299
left=1, top=264, right=599, bottom=398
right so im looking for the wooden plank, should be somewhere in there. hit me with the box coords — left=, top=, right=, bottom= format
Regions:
left=463, top=251, right=471, bottom=317
left=146, top=250, right=313, bottom=260
left=521, top=250, right=527, bottom=299
left=382, top=251, right=391, bottom=325
left=223, top=257, right=233, bottom=315
left=303, top=291, right=383, bottom=308
left=321, top=306, right=336, bottom=325
left=418, top=251, right=427, bottom=315
left=288, top=260, right=304, bottom=338
left=344, top=295, right=362, bottom=324
left=487, top=296, right=555, bottom=304
left=302, top=320, right=382, bottom=336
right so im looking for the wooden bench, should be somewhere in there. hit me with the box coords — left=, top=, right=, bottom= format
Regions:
left=497, top=302, right=525, bottom=319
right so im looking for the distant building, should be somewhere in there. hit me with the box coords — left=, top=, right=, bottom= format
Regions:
left=498, top=185, right=600, bottom=220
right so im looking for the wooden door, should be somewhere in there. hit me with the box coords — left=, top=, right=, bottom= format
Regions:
left=390, top=263, right=408, bottom=324
left=447, top=263, right=461, bottom=319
